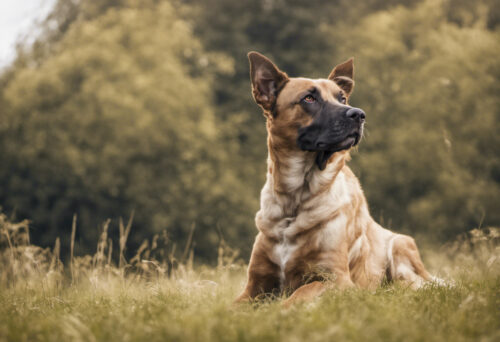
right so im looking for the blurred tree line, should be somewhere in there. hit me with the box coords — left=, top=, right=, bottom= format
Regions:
left=0, top=0, right=498, bottom=262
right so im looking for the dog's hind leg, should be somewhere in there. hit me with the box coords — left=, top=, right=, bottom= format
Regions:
left=387, top=234, right=432, bottom=289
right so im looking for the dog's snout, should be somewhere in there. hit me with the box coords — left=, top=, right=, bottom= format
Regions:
left=316, top=141, right=327, bottom=149
left=298, top=132, right=311, bottom=144
left=346, top=108, right=366, bottom=122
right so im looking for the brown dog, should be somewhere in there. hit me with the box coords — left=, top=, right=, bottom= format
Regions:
left=235, top=52, right=437, bottom=307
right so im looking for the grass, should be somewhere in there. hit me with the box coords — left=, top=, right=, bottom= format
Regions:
left=0, top=214, right=499, bottom=342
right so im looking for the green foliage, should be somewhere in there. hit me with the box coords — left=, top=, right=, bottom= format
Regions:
left=0, top=0, right=254, bottom=259
left=0, top=0, right=499, bottom=261
left=329, top=0, right=500, bottom=238
left=186, top=0, right=500, bottom=241
left=3, top=278, right=499, bottom=342
left=0, top=213, right=499, bottom=342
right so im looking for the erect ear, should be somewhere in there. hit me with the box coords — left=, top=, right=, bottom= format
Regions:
left=248, top=51, right=288, bottom=113
left=328, top=57, right=355, bottom=96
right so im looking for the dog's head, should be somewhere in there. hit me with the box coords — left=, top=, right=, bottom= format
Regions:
left=248, top=52, right=365, bottom=171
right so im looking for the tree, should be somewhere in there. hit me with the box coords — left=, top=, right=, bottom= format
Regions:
left=329, top=0, right=500, bottom=239
left=0, top=0, right=255, bottom=260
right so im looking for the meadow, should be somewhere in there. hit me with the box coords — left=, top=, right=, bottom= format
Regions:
left=1, top=1, right=499, bottom=341
left=1, top=214, right=498, bottom=342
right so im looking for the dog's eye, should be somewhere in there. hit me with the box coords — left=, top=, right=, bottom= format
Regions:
left=303, top=95, right=316, bottom=104
left=338, top=94, right=347, bottom=104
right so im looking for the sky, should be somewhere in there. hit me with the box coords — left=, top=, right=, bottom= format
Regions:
left=0, top=0, right=56, bottom=67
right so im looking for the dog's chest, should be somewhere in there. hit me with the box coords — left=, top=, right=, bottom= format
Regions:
left=268, top=212, right=348, bottom=289
left=272, top=235, right=297, bottom=287
left=260, top=169, right=352, bottom=289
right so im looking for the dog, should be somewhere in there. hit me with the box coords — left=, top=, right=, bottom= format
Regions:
left=235, top=52, right=436, bottom=307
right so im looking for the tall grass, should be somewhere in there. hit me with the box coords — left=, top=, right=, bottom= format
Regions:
left=0, top=213, right=498, bottom=342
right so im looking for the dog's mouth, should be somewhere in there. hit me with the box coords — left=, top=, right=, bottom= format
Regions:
left=315, top=133, right=360, bottom=171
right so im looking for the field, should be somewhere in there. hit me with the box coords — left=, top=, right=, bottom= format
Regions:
left=1, top=215, right=499, bottom=342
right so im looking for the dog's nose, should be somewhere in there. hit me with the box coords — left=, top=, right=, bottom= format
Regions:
left=346, top=108, right=366, bottom=122
left=316, top=141, right=327, bottom=149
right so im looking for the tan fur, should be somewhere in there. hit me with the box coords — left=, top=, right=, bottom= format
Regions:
left=235, top=55, right=433, bottom=307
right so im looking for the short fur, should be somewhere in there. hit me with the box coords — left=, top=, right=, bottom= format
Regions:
left=235, top=52, right=433, bottom=307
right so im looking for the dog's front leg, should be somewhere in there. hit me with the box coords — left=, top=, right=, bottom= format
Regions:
left=283, top=272, right=354, bottom=308
left=283, top=247, right=354, bottom=307
left=283, top=274, right=355, bottom=307
left=234, top=267, right=281, bottom=304
left=234, top=237, right=281, bottom=304
left=282, top=281, right=327, bottom=308
left=234, top=272, right=280, bottom=304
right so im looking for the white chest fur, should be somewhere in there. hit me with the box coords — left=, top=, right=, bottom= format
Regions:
left=272, top=235, right=297, bottom=288
left=261, top=168, right=353, bottom=285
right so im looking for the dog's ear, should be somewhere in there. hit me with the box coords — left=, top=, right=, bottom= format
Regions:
left=248, top=52, right=288, bottom=112
left=328, top=58, right=355, bottom=96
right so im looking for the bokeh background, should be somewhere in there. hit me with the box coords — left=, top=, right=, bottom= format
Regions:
left=0, top=0, right=499, bottom=263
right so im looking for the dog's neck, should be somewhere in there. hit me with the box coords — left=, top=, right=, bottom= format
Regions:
left=255, top=135, right=348, bottom=237
left=266, top=144, right=346, bottom=208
